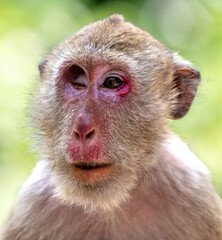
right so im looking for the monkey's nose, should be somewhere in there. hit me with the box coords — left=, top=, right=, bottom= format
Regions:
left=73, top=114, right=96, bottom=143
left=74, top=128, right=95, bottom=143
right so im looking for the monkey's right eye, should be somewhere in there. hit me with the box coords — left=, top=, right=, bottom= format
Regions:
left=71, top=82, right=86, bottom=90
left=66, top=65, right=87, bottom=91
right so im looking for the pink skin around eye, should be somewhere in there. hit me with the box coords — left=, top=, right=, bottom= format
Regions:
left=56, top=63, right=86, bottom=102
left=57, top=63, right=131, bottom=104
left=116, top=75, right=131, bottom=97
left=56, top=63, right=73, bottom=92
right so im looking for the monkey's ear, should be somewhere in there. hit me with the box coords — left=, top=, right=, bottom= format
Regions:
left=170, top=58, right=201, bottom=119
left=38, top=58, right=48, bottom=79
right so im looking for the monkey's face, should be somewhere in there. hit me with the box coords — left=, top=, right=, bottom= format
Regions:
left=35, top=58, right=166, bottom=213
left=33, top=15, right=200, bottom=213
left=34, top=18, right=170, bottom=213
left=45, top=60, right=165, bottom=213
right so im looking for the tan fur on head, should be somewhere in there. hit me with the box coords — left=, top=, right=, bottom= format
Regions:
left=108, top=14, right=124, bottom=24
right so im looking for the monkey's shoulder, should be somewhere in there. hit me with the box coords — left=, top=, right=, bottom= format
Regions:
left=0, top=161, right=83, bottom=240
left=162, top=136, right=210, bottom=179
left=143, top=137, right=222, bottom=238
left=157, top=136, right=221, bottom=207
left=159, top=136, right=222, bottom=213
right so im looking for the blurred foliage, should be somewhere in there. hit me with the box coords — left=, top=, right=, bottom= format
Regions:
left=0, top=0, right=222, bottom=225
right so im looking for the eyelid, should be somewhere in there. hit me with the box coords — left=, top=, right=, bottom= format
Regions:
left=72, top=74, right=88, bottom=86
left=104, top=72, right=123, bottom=79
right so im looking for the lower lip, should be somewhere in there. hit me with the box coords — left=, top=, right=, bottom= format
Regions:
left=70, top=164, right=114, bottom=184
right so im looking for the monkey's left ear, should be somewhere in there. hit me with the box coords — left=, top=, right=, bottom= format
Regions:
left=170, top=58, right=201, bottom=119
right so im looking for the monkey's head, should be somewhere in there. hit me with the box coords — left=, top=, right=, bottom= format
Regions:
left=33, top=14, right=200, bottom=213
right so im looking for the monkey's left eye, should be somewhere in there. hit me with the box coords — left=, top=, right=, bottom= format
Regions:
left=102, top=76, right=123, bottom=89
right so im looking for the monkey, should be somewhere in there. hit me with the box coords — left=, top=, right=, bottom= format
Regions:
left=0, top=14, right=222, bottom=240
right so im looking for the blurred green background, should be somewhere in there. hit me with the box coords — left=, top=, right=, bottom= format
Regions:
left=0, top=0, right=222, bottom=225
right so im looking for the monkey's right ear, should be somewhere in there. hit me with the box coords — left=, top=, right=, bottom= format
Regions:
left=170, top=57, right=201, bottom=119
left=38, top=58, right=48, bottom=79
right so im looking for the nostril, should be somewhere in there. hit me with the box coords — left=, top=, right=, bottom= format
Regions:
left=86, top=129, right=95, bottom=139
left=74, top=132, right=80, bottom=140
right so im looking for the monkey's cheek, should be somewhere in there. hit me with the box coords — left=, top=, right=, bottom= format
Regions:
left=70, top=164, right=114, bottom=185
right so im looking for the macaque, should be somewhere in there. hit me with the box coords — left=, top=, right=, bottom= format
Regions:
left=0, top=14, right=222, bottom=240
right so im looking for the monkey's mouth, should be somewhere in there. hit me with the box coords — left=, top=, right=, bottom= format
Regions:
left=70, top=162, right=113, bottom=184
left=74, top=162, right=112, bottom=170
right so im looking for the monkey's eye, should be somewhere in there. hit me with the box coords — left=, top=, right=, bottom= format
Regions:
left=102, top=76, right=123, bottom=89
left=71, top=82, right=86, bottom=90
left=70, top=74, right=87, bottom=90
left=66, top=65, right=87, bottom=90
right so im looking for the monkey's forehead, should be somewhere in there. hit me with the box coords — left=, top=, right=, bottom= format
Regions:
left=47, top=14, right=172, bottom=76
left=58, top=14, right=168, bottom=56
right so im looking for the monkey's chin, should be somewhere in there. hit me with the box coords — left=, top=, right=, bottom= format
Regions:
left=70, top=162, right=114, bottom=185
